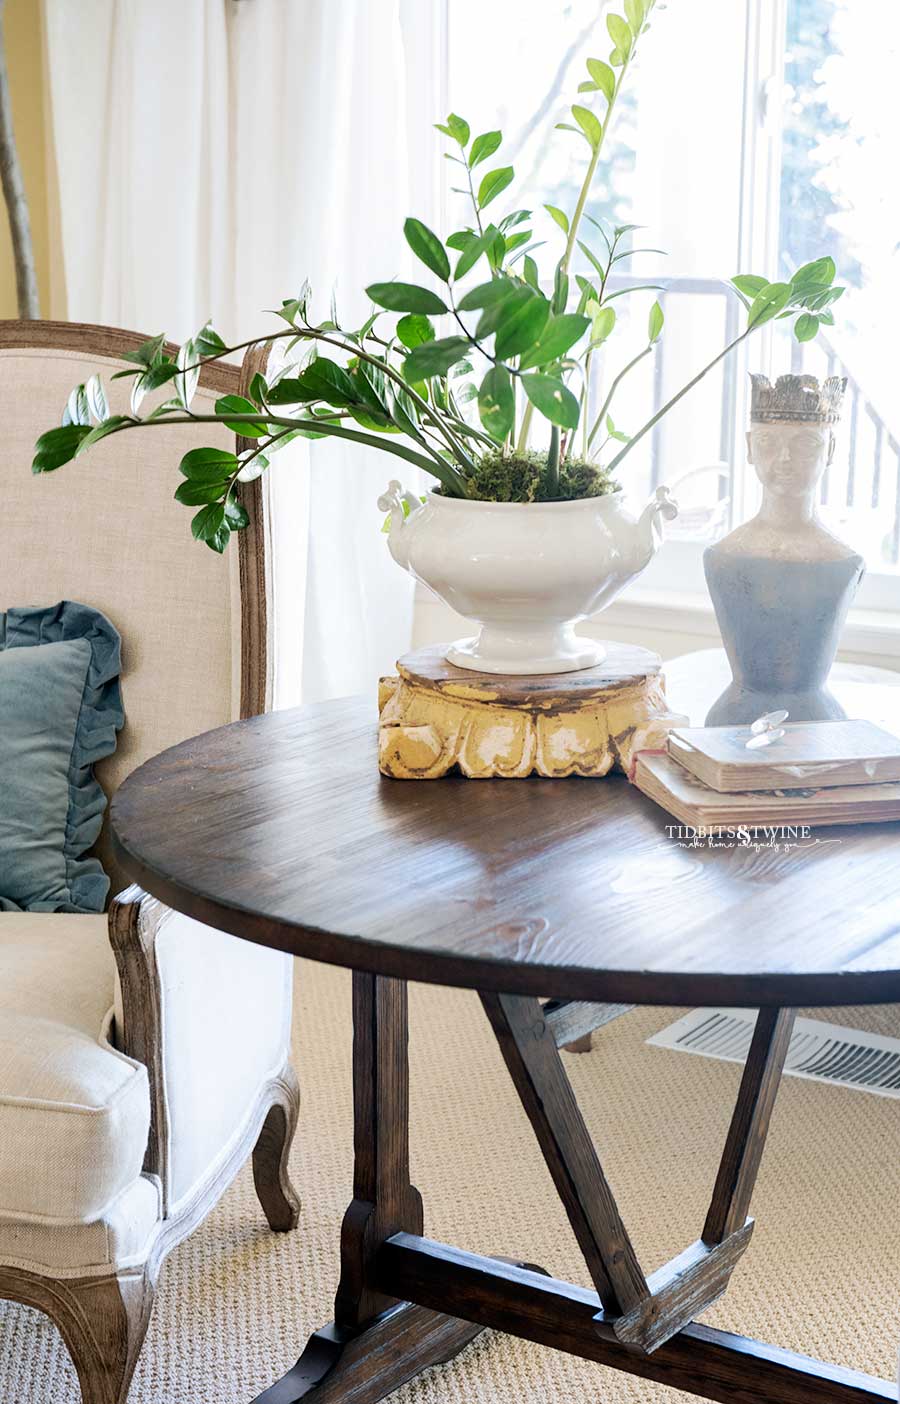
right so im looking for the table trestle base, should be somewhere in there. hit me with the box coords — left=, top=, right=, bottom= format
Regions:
left=250, top=1302, right=484, bottom=1404
left=376, top=1233, right=895, bottom=1404
left=480, top=992, right=797, bottom=1351
left=250, top=975, right=894, bottom=1404
left=541, top=998, right=636, bottom=1054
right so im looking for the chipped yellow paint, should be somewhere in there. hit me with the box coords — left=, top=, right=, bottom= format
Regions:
left=378, top=654, right=686, bottom=780
left=378, top=676, right=399, bottom=712
left=439, top=681, right=501, bottom=704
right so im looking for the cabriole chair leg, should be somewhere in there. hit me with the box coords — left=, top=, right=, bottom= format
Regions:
left=252, top=1066, right=302, bottom=1233
left=0, top=1265, right=155, bottom=1404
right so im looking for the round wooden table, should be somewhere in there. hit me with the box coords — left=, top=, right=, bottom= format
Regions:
left=110, top=678, right=900, bottom=1404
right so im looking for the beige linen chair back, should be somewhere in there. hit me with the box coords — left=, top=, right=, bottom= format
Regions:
left=1, top=321, right=273, bottom=896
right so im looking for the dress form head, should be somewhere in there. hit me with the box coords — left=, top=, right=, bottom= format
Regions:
left=702, top=371, right=863, bottom=725
left=745, top=374, right=845, bottom=510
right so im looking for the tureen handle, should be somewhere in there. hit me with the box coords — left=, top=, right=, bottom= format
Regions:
left=641, top=484, right=678, bottom=536
left=377, top=480, right=424, bottom=571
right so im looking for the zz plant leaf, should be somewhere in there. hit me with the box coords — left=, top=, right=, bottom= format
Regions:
left=63, top=384, right=90, bottom=427
left=624, top=0, right=644, bottom=35
left=476, top=166, right=514, bottom=209
left=403, top=336, right=469, bottom=381
left=794, top=313, right=820, bottom=342
left=175, top=478, right=229, bottom=506
left=453, top=224, right=499, bottom=281
left=85, top=375, right=108, bottom=423
left=435, top=112, right=470, bottom=147
left=216, top=394, right=268, bottom=436
left=477, top=365, right=515, bottom=442
left=366, top=282, right=448, bottom=315
left=403, top=218, right=450, bottom=282
left=121, top=333, right=166, bottom=367
left=194, top=323, right=227, bottom=358
left=469, top=130, right=502, bottom=167
left=191, top=502, right=231, bottom=553
left=748, top=282, right=792, bottom=326
left=607, top=12, right=633, bottom=62
left=224, top=497, right=250, bottom=530
left=457, top=277, right=518, bottom=312
left=179, top=446, right=239, bottom=481
left=791, top=256, right=835, bottom=291
left=32, top=423, right=92, bottom=472
left=571, top=105, right=603, bottom=150
left=731, top=273, right=768, bottom=300
left=586, top=58, right=616, bottom=101
left=518, top=313, right=589, bottom=370
left=520, top=373, right=580, bottom=430
left=544, top=204, right=570, bottom=234
left=282, top=358, right=360, bottom=407
left=396, top=314, right=435, bottom=348
left=493, top=293, right=551, bottom=358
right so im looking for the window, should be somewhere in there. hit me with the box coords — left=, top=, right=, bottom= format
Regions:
left=445, top=0, right=900, bottom=610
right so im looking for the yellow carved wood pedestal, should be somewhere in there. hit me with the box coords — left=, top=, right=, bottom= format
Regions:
left=378, top=643, right=687, bottom=779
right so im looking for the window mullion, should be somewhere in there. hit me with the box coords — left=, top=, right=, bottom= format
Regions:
left=729, top=0, right=789, bottom=529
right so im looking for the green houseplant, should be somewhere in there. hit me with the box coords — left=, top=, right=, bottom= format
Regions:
left=32, top=2, right=843, bottom=673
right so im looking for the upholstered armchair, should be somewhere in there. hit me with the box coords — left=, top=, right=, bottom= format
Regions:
left=0, top=323, right=298, bottom=1404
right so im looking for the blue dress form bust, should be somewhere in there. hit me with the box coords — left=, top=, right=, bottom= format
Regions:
left=704, top=374, right=864, bottom=726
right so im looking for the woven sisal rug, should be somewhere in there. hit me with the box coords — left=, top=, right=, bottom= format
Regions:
left=2, top=960, right=899, bottom=1403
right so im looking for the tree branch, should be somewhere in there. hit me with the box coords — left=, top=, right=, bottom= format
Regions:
left=0, top=0, right=38, bottom=318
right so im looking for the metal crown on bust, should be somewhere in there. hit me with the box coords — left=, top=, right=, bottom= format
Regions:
left=749, top=372, right=847, bottom=424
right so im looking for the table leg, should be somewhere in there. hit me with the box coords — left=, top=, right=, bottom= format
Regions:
left=251, top=986, right=895, bottom=1404
left=249, top=973, right=484, bottom=1404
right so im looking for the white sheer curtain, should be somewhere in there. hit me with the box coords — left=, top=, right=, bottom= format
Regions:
left=43, top=0, right=443, bottom=705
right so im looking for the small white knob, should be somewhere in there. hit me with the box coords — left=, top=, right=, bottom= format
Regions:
left=377, top=479, right=403, bottom=513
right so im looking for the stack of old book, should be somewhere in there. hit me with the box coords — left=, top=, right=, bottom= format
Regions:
left=632, top=719, right=900, bottom=829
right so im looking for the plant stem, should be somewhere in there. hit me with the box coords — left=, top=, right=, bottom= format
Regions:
left=450, top=304, right=517, bottom=377
left=300, top=329, right=479, bottom=473
left=465, top=156, right=484, bottom=236
left=515, top=59, right=631, bottom=459
left=545, top=424, right=560, bottom=494
left=587, top=345, right=653, bottom=450
left=84, top=411, right=470, bottom=496
left=515, top=401, right=534, bottom=455
left=561, top=147, right=603, bottom=281
left=560, top=67, right=627, bottom=280
left=581, top=348, right=593, bottom=458
left=184, top=325, right=477, bottom=476
left=240, top=425, right=295, bottom=469
left=597, top=232, right=618, bottom=303
left=448, top=305, right=535, bottom=445
left=607, top=327, right=754, bottom=474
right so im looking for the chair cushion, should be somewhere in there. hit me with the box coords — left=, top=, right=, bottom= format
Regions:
left=0, top=601, right=124, bottom=912
left=0, top=914, right=150, bottom=1223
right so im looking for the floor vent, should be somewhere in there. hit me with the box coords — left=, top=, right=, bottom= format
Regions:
left=647, top=1009, right=900, bottom=1099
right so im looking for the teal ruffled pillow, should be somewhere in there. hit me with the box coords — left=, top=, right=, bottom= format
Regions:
left=0, top=601, right=125, bottom=912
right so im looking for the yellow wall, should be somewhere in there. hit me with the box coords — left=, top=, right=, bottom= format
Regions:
left=0, top=0, right=64, bottom=319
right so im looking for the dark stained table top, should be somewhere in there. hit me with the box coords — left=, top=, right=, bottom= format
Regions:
left=110, top=673, right=900, bottom=1009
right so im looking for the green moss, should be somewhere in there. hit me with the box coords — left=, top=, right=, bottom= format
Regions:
left=457, top=449, right=619, bottom=504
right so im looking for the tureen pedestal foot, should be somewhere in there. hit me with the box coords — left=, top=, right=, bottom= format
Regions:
left=445, top=623, right=605, bottom=676
left=377, top=643, right=687, bottom=780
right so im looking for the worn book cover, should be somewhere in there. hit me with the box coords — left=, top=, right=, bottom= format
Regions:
left=634, top=751, right=900, bottom=830
left=667, top=719, right=900, bottom=794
